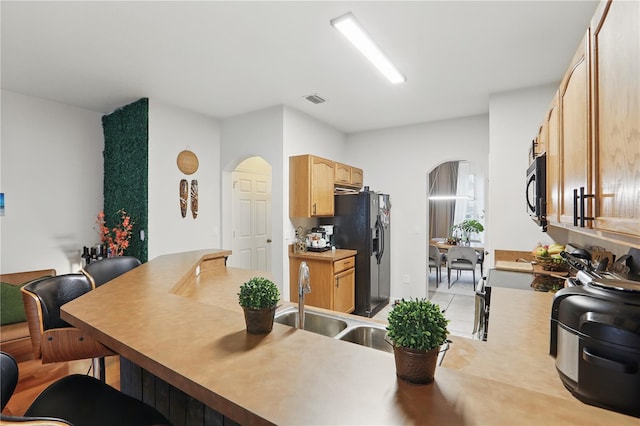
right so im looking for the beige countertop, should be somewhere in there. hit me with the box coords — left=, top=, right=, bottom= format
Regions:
left=288, top=247, right=357, bottom=262
left=61, top=250, right=637, bottom=425
left=443, top=288, right=570, bottom=399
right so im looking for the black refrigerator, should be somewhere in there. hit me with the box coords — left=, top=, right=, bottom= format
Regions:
left=329, top=190, right=391, bottom=317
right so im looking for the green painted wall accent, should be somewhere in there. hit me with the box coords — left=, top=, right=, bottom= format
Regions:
left=101, top=98, right=148, bottom=262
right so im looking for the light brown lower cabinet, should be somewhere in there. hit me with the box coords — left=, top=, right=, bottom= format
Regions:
left=289, top=255, right=355, bottom=313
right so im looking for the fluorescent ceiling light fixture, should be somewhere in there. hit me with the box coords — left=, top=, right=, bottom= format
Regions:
left=428, top=195, right=472, bottom=200
left=330, top=12, right=406, bottom=84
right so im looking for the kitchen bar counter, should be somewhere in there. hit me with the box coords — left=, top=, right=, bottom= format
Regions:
left=443, top=288, right=569, bottom=399
left=62, top=250, right=637, bottom=425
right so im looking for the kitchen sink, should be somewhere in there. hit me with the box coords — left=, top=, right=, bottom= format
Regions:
left=337, top=325, right=392, bottom=353
left=275, top=306, right=449, bottom=363
left=274, top=309, right=348, bottom=338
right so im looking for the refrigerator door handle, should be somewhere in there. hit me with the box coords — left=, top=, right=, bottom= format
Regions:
left=379, top=217, right=385, bottom=260
left=375, top=217, right=384, bottom=265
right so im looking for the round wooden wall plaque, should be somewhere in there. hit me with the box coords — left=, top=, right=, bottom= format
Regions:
left=177, top=150, right=199, bottom=175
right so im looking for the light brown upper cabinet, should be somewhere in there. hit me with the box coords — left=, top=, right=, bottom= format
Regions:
left=290, top=155, right=335, bottom=217
left=334, top=162, right=364, bottom=189
left=546, top=92, right=561, bottom=225
left=590, top=0, right=640, bottom=238
left=334, top=162, right=351, bottom=185
left=538, top=0, right=639, bottom=245
left=350, top=167, right=364, bottom=188
left=558, top=32, right=591, bottom=226
left=535, top=125, right=547, bottom=160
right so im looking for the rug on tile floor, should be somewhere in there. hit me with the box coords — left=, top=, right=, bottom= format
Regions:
left=428, top=269, right=478, bottom=296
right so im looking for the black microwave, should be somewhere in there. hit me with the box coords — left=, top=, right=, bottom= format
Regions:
left=526, top=153, right=547, bottom=231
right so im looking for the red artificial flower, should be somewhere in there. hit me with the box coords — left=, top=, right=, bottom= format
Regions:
left=96, top=209, right=135, bottom=256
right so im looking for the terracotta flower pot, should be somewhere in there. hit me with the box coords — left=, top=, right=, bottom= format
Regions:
left=243, top=306, right=276, bottom=334
left=393, top=346, right=439, bottom=384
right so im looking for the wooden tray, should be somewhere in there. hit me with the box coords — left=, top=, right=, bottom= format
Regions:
left=495, top=261, right=534, bottom=273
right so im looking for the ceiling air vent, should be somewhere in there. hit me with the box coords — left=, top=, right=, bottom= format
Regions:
left=304, top=93, right=326, bottom=104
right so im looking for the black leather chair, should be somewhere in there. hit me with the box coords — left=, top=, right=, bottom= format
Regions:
left=21, top=274, right=114, bottom=381
left=0, top=351, right=170, bottom=426
left=81, top=256, right=141, bottom=287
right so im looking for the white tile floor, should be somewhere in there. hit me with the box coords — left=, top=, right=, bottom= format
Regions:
left=373, top=266, right=479, bottom=339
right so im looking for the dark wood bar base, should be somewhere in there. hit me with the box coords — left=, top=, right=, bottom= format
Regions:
left=120, top=357, right=240, bottom=426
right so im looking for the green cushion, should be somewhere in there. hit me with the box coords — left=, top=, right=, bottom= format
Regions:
left=1, top=282, right=27, bottom=325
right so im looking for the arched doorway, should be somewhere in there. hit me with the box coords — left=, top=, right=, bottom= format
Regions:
left=428, top=160, right=485, bottom=242
left=228, top=157, right=272, bottom=271
left=427, top=160, right=485, bottom=292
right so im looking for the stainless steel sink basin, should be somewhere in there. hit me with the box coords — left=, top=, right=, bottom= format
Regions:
left=274, top=310, right=347, bottom=338
left=338, top=326, right=392, bottom=353
left=275, top=306, right=448, bottom=361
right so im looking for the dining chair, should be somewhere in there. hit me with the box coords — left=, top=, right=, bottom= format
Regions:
left=0, top=351, right=170, bottom=426
left=428, top=244, right=443, bottom=286
left=447, top=246, right=479, bottom=288
left=20, top=274, right=115, bottom=381
left=81, top=255, right=141, bottom=287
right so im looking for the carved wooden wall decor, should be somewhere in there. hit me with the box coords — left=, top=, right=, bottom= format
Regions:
left=179, top=179, right=188, bottom=218
left=190, top=180, right=198, bottom=218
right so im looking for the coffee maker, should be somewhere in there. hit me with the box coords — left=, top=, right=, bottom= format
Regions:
left=307, top=227, right=330, bottom=251
left=320, top=225, right=334, bottom=248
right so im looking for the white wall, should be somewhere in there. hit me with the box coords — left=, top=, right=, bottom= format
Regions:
left=220, top=106, right=285, bottom=291
left=282, top=107, right=348, bottom=298
left=283, top=107, right=347, bottom=160
left=221, top=105, right=348, bottom=300
left=346, top=115, right=489, bottom=300
left=487, top=84, right=557, bottom=258
left=147, top=100, right=221, bottom=260
left=0, top=90, right=103, bottom=274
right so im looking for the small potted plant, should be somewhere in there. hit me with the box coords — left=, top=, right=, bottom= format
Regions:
left=238, top=277, right=281, bottom=334
left=386, top=298, right=450, bottom=384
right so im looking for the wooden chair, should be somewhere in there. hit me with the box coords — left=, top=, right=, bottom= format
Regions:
left=81, top=256, right=141, bottom=287
left=447, top=246, right=479, bottom=288
left=20, top=274, right=115, bottom=381
left=0, top=351, right=170, bottom=426
left=0, top=269, right=56, bottom=362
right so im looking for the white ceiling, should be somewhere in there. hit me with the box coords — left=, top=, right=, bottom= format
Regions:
left=1, top=1, right=599, bottom=133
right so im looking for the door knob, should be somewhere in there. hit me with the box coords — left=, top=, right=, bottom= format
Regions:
left=267, top=239, right=272, bottom=243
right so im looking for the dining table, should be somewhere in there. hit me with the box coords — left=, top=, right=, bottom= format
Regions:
left=431, top=240, right=485, bottom=254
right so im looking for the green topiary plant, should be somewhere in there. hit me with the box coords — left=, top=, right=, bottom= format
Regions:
left=238, top=277, right=280, bottom=310
left=386, top=298, right=449, bottom=351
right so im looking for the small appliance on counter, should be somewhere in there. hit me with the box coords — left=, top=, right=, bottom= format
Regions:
left=306, top=227, right=330, bottom=252
left=550, top=271, right=640, bottom=418
left=319, top=225, right=335, bottom=248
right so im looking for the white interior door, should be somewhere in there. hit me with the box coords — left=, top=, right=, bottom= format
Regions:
left=230, top=159, right=272, bottom=271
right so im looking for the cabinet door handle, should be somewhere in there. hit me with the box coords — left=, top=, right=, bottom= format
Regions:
left=573, top=187, right=595, bottom=227
left=573, top=188, right=579, bottom=226
left=313, top=203, right=316, bottom=215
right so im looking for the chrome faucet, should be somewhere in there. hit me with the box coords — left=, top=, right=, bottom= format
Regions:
left=298, top=261, right=311, bottom=329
